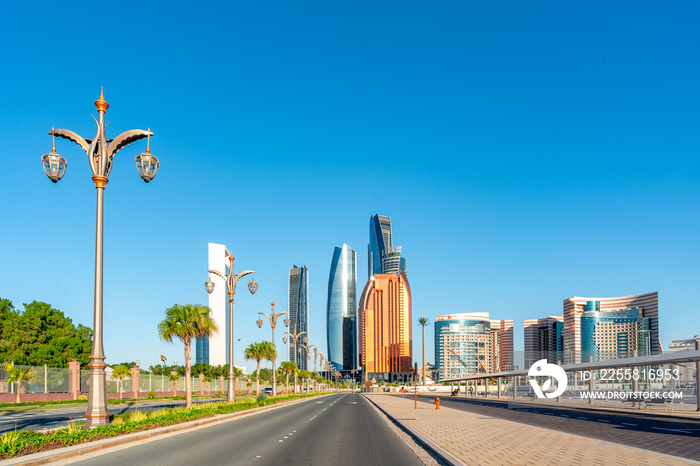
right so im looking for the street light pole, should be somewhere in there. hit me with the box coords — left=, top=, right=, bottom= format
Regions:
left=43, top=90, right=158, bottom=428
left=205, top=253, right=258, bottom=402
left=256, top=302, right=287, bottom=396
left=284, top=325, right=306, bottom=393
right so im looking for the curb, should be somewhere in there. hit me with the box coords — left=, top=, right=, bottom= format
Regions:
left=363, top=394, right=465, bottom=466
left=1, top=395, right=332, bottom=465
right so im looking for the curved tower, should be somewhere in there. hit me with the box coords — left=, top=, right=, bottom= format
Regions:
left=326, top=245, right=357, bottom=371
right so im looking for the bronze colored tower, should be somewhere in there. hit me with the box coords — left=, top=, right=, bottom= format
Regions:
left=358, top=271, right=413, bottom=373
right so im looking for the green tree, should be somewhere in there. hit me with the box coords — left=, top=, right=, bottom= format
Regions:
left=110, top=365, right=131, bottom=401
left=259, top=367, right=273, bottom=383
left=244, top=341, right=276, bottom=396
left=418, top=315, right=430, bottom=386
left=5, top=363, right=36, bottom=403
left=279, top=361, right=297, bottom=394
left=0, top=299, right=92, bottom=367
left=168, top=372, right=180, bottom=397
left=158, top=304, right=218, bottom=409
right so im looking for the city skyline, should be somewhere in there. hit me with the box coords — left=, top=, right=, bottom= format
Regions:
left=1, top=2, right=698, bottom=375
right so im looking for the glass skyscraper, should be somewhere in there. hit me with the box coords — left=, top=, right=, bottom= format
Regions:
left=326, top=244, right=357, bottom=371
left=368, top=214, right=406, bottom=279
left=288, top=265, right=309, bottom=371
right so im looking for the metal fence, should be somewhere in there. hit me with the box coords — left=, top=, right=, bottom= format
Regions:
left=0, top=364, right=70, bottom=394
left=1, top=364, right=232, bottom=395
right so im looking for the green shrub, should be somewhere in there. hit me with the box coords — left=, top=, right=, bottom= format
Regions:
left=147, top=391, right=157, bottom=398
left=256, top=393, right=268, bottom=402
left=77, top=395, right=87, bottom=401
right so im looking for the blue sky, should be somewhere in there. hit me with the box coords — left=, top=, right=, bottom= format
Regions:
left=1, top=1, right=698, bottom=374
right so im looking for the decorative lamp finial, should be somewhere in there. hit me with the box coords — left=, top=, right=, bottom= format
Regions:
left=95, top=87, right=109, bottom=113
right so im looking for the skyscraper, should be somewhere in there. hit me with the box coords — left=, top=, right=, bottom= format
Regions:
left=563, top=292, right=659, bottom=364
left=288, top=265, right=309, bottom=371
left=368, top=214, right=406, bottom=279
left=358, top=272, right=413, bottom=380
left=196, top=243, right=229, bottom=366
left=326, top=244, right=357, bottom=371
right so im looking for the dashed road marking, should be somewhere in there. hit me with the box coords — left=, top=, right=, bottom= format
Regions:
left=621, top=423, right=637, bottom=426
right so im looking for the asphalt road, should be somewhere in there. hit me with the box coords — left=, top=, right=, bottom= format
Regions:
left=416, top=394, right=700, bottom=461
left=70, top=393, right=423, bottom=465
left=0, top=398, right=223, bottom=434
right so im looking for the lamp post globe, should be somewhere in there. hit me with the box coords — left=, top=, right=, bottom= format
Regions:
left=204, top=279, right=215, bottom=294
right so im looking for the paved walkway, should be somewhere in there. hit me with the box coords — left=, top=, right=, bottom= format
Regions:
left=366, top=394, right=699, bottom=466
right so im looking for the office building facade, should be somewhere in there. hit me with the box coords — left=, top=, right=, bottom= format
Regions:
left=563, top=292, right=659, bottom=364
left=524, top=316, right=564, bottom=366
left=289, top=265, right=309, bottom=371
left=358, top=272, right=413, bottom=381
left=434, top=313, right=514, bottom=381
left=326, top=244, right=357, bottom=371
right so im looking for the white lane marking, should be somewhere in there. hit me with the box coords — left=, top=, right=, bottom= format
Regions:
left=559, top=415, right=570, bottom=417
left=652, top=427, right=692, bottom=434
left=279, top=440, right=284, bottom=442
left=256, top=456, right=262, bottom=458
left=598, top=420, right=611, bottom=423
left=621, top=423, right=637, bottom=426
left=284, top=436, right=288, bottom=439
left=293, top=430, right=296, bottom=433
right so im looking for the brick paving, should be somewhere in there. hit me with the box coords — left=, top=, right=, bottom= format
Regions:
left=366, top=394, right=699, bottom=465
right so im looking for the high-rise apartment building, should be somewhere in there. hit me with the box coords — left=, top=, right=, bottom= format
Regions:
left=368, top=214, right=406, bottom=279
left=358, top=272, right=413, bottom=380
left=289, top=265, right=309, bottom=371
left=326, top=244, right=357, bottom=371
left=524, top=316, right=564, bottom=366
left=434, top=313, right=514, bottom=381
left=563, top=292, right=659, bottom=364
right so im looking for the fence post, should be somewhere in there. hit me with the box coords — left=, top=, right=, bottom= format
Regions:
left=44, top=364, right=48, bottom=394
left=220, top=375, right=225, bottom=395
left=131, top=366, right=140, bottom=399
left=68, top=359, right=80, bottom=400
left=199, top=373, right=204, bottom=396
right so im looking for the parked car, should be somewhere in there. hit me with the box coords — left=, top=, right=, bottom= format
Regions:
left=262, top=387, right=273, bottom=395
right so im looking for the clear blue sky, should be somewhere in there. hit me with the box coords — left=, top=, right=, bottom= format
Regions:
left=1, top=1, right=698, bottom=374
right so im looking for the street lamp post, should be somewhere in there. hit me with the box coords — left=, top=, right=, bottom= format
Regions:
left=43, top=90, right=158, bottom=428
left=205, top=253, right=258, bottom=402
left=256, top=302, right=287, bottom=396
left=283, top=325, right=306, bottom=393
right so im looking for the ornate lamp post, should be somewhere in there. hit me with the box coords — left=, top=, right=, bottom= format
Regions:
left=256, top=301, right=287, bottom=396
left=205, top=253, right=258, bottom=402
left=284, top=325, right=306, bottom=393
left=43, top=89, right=158, bottom=428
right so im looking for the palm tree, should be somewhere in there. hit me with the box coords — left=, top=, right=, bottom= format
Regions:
left=6, top=364, right=36, bottom=403
left=418, top=315, right=430, bottom=386
left=244, top=341, right=276, bottom=395
left=168, top=372, right=180, bottom=397
left=279, top=361, right=297, bottom=394
left=300, top=370, right=311, bottom=393
left=110, top=365, right=131, bottom=401
left=158, top=304, right=219, bottom=409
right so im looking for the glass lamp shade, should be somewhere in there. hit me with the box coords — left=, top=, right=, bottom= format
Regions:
left=256, top=318, right=263, bottom=328
left=298, top=347, right=302, bottom=354
left=204, top=280, right=215, bottom=294
left=283, top=337, right=288, bottom=344
left=248, top=278, right=258, bottom=294
left=284, top=318, right=290, bottom=327
left=135, top=152, right=159, bottom=182
left=42, top=151, right=67, bottom=183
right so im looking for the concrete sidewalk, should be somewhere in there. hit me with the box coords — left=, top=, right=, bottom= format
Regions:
left=365, top=394, right=699, bottom=466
